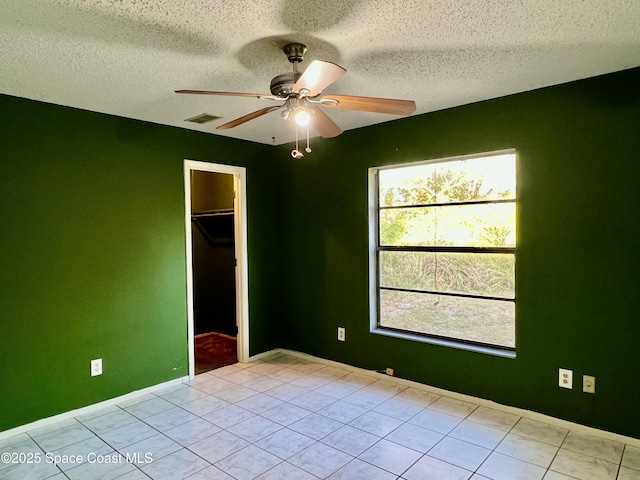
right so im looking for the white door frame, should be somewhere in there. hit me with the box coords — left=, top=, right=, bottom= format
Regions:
left=184, top=160, right=250, bottom=378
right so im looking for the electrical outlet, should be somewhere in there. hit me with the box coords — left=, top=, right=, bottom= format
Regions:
left=583, top=375, right=596, bottom=394
left=559, top=368, right=572, bottom=389
left=91, top=358, right=102, bottom=377
left=385, top=368, right=394, bottom=376
left=337, top=327, right=346, bottom=342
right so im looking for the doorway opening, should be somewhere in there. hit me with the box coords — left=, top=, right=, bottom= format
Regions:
left=184, top=160, right=249, bottom=378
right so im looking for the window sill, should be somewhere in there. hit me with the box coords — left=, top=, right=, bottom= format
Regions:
left=370, top=327, right=516, bottom=359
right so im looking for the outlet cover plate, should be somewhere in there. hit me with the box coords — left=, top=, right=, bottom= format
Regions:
left=337, top=327, right=345, bottom=342
left=559, top=368, right=572, bottom=389
left=91, top=358, right=103, bottom=377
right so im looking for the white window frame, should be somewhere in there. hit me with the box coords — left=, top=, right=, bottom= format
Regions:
left=368, top=149, right=516, bottom=358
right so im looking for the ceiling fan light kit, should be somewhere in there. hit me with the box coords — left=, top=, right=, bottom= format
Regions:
left=176, top=43, right=416, bottom=158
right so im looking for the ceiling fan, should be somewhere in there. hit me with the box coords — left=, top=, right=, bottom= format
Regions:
left=176, top=43, right=416, bottom=157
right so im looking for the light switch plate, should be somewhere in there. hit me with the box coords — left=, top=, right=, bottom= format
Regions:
left=583, top=375, right=595, bottom=394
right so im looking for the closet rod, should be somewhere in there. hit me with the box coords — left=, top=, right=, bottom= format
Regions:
left=192, top=210, right=234, bottom=218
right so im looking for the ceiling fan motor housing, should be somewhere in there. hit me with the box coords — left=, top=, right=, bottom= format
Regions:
left=270, top=72, right=302, bottom=97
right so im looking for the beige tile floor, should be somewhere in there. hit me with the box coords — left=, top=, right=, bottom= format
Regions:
left=1, top=352, right=639, bottom=480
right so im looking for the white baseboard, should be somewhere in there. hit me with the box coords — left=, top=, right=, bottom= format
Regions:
left=246, top=349, right=282, bottom=363
left=0, top=376, right=188, bottom=441
left=273, top=348, right=640, bottom=448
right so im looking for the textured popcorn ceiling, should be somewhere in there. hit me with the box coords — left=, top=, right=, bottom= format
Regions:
left=1, top=0, right=639, bottom=145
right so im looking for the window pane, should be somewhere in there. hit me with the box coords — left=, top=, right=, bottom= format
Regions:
left=379, top=289, right=515, bottom=348
left=379, top=251, right=514, bottom=298
left=379, top=153, right=515, bottom=207
left=380, top=203, right=515, bottom=247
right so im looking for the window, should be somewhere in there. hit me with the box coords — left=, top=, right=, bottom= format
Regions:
left=369, top=150, right=516, bottom=354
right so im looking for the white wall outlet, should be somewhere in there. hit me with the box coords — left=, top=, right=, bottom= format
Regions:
left=337, top=327, right=346, bottom=342
left=559, top=368, right=572, bottom=389
left=91, top=358, right=103, bottom=377
left=583, top=375, right=596, bottom=394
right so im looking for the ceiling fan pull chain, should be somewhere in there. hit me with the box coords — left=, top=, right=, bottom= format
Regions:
left=305, top=123, right=311, bottom=153
left=291, top=122, right=304, bottom=158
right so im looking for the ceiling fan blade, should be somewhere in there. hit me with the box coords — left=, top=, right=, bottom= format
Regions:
left=320, top=94, right=416, bottom=116
left=176, top=90, right=263, bottom=97
left=310, top=107, right=342, bottom=138
left=216, top=105, right=282, bottom=130
left=294, top=61, right=346, bottom=97
left=175, top=90, right=281, bottom=101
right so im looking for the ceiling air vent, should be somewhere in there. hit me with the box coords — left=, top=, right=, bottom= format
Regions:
left=185, top=113, right=220, bottom=124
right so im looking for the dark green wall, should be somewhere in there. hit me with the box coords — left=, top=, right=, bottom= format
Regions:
left=277, top=67, right=640, bottom=439
left=0, top=95, right=284, bottom=432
